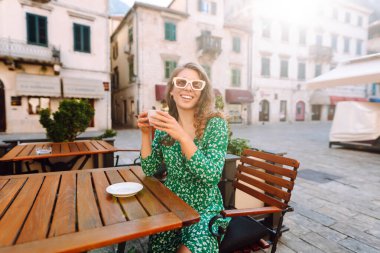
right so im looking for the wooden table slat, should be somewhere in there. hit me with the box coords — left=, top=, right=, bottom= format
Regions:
left=92, top=171, right=126, bottom=225
left=16, top=174, right=60, bottom=244
left=0, top=146, right=24, bottom=161
left=60, top=143, right=70, bottom=154
left=0, top=213, right=182, bottom=253
left=131, top=166, right=200, bottom=226
left=83, top=141, right=99, bottom=152
left=0, top=176, right=44, bottom=246
left=0, top=178, right=27, bottom=218
left=68, top=143, right=79, bottom=153
left=51, top=143, right=61, bottom=155
left=90, top=141, right=106, bottom=151
left=119, top=169, right=168, bottom=216
left=106, top=170, right=148, bottom=220
left=48, top=173, right=76, bottom=237
left=17, top=144, right=37, bottom=158
left=0, top=179, right=9, bottom=191
left=76, top=142, right=88, bottom=152
left=98, top=140, right=116, bottom=151
left=77, top=173, right=103, bottom=230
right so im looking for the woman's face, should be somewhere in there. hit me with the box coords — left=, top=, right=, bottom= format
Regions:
left=170, top=68, right=203, bottom=111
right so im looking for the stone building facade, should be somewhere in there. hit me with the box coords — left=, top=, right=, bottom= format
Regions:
left=110, top=0, right=252, bottom=127
left=0, top=0, right=110, bottom=133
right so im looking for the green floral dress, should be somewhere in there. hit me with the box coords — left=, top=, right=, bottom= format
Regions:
left=141, top=117, right=230, bottom=253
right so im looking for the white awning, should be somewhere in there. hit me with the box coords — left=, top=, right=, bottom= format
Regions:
left=16, top=74, right=61, bottom=97
left=63, top=78, right=104, bottom=99
left=306, top=53, right=380, bottom=89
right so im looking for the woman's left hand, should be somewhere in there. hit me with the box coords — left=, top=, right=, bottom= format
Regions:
left=150, top=111, right=189, bottom=142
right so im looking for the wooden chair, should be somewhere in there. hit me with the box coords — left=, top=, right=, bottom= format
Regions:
left=209, top=149, right=300, bottom=253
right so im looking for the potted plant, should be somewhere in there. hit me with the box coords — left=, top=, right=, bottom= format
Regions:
left=39, top=99, right=95, bottom=142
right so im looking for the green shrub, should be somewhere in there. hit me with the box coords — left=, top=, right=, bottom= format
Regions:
left=94, top=129, right=117, bottom=140
left=227, top=137, right=251, bottom=156
left=39, top=99, right=95, bottom=142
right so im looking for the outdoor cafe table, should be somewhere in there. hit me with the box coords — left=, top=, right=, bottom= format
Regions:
left=0, top=140, right=118, bottom=173
left=0, top=166, right=200, bottom=253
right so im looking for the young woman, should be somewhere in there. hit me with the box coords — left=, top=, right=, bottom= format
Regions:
left=137, top=62, right=229, bottom=253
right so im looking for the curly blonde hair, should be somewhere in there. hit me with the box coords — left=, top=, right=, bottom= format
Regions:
left=165, top=62, right=224, bottom=141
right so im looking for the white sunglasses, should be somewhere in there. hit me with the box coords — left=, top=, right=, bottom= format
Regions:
left=173, top=77, right=206, bottom=91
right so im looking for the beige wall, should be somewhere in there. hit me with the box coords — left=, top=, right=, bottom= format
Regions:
left=0, top=0, right=110, bottom=133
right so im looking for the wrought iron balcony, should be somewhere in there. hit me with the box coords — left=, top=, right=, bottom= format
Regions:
left=309, top=45, right=333, bottom=62
left=196, top=34, right=222, bottom=58
left=0, top=38, right=60, bottom=64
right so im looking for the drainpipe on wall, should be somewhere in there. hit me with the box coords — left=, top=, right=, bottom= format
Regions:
left=134, top=7, right=140, bottom=117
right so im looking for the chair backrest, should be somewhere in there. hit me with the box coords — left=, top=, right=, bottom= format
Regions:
left=233, top=149, right=300, bottom=210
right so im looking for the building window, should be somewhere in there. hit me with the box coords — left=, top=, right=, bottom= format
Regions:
left=129, top=57, right=134, bottom=82
left=262, top=19, right=271, bottom=38
left=280, top=100, right=287, bottom=122
left=164, top=22, right=176, bottom=41
left=232, top=37, right=241, bottom=53
left=128, top=27, right=133, bottom=43
left=202, top=65, right=211, bottom=79
left=28, top=97, right=50, bottom=115
left=280, top=59, right=288, bottom=78
left=261, top=57, right=270, bottom=77
left=344, top=37, right=350, bottom=53
left=315, top=64, right=322, bottom=77
left=331, top=34, right=338, bottom=51
left=356, top=39, right=362, bottom=55
left=198, top=0, right=217, bottom=15
left=112, top=42, right=118, bottom=60
left=345, top=12, right=351, bottom=24
left=112, top=67, right=119, bottom=89
left=73, top=23, right=91, bottom=53
left=281, top=25, right=289, bottom=42
left=231, top=69, right=241, bottom=87
left=11, top=96, right=22, bottom=106
left=299, top=29, right=306, bottom=45
left=298, top=62, right=306, bottom=80
left=357, top=16, right=363, bottom=26
left=165, top=61, right=177, bottom=79
left=26, top=13, right=48, bottom=46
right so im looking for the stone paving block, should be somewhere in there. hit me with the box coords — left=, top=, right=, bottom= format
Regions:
left=300, top=232, right=353, bottom=253
left=280, top=231, right=325, bottom=253
left=348, top=213, right=380, bottom=232
left=331, top=222, right=380, bottom=250
left=315, top=206, right=352, bottom=222
left=366, top=227, right=380, bottom=239
left=275, top=242, right=296, bottom=253
left=291, top=202, right=336, bottom=226
left=287, top=212, right=347, bottom=242
left=338, top=237, right=380, bottom=253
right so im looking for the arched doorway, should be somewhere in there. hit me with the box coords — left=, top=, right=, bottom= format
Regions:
left=0, top=80, right=5, bottom=132
left=295, top=101, right=305, bottom=121
left=259, top=99, right=270, bottom=122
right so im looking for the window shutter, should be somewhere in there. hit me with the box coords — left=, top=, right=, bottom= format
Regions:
left=83, top=26, right=90, bottom=52
left=38, top=16, right=48, bottom=45
left=198, top=0, right=203, bottom=11
left=165, top=22, right=170, bottom=40
left=26, top=14, right=34, bottom=44
left=172, top=23, right=176, bottom=41
left=73, top=24, right=80, bottom=51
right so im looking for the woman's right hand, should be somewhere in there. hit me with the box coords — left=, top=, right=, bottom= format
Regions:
left=137, top=112, right=151, bottom=134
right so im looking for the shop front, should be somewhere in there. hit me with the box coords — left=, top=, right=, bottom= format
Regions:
left=225, top=89, right=254, bottom=124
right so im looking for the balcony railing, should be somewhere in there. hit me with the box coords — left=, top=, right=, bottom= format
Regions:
left=31, top=0, right=51, bottom=3
left=0, top=38, right=60, bottom=64
left=196, top=34, right=222, bottom=58
left=309, top=45, right=333, bottom=62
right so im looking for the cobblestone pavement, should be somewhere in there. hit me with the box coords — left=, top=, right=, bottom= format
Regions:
left=2, top=121, right=380, bottom=252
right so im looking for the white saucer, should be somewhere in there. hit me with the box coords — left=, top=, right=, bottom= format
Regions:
left=106, top=182, right=143, bottom=197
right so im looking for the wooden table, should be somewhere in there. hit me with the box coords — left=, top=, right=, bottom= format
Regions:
left=0, top=166, right=200, bottom=253
left=0, top=140, right=118, bottom=173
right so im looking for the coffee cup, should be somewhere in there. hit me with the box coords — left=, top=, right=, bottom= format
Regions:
left=148, top=110, right=157, bottom=126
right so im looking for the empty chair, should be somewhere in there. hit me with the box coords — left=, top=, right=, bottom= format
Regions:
left=209, top=149, right=300, bottom=253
